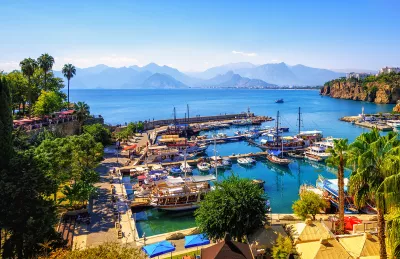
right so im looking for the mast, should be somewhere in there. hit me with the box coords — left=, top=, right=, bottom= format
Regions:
left=173, top=106, right=177, bottom=131
left=187, top=104, right=190, bottom=123
left=276, top=111, right=280, bottom=145
left=298, top=107, right=301, bottom=134
left=184, top=130, right=187, bottom=179
left=214, top=138, right=218, bottom=181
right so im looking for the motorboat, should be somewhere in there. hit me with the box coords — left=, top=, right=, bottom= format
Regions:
left=275, top=99, right=284, bottom=103
left=252, top=179, right=265, bottom=190
left=222, top=159, right=232, bottom=167
left=197, top=162, right=211, bottom=171
left=287, top=152, right=304, bottom=159
left=169, top=166, right=182, bottom=175
left=180, top=162, right=193, bottom=174
left=211, top=160, right=225, bottom=169
left=237, top=157, right=253, bottom=165
left=305, top=145, right=331, bottom=160
left=234, top=130, right=242, bottom=135
left=246, top=157, right=256, bottom=163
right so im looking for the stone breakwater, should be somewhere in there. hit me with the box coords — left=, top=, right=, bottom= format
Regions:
left=320, top=80, right=400, bottom=104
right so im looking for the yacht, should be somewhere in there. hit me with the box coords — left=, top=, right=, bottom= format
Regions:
left=197, top=162, right=211, bottom=171
left=305, top=145, right=331, bottom=161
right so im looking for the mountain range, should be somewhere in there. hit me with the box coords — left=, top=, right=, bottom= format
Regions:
left=54, top=62, right=346, bottom=89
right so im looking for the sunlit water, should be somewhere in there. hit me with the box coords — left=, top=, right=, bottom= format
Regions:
left=69, top=89, right=395, bottom=236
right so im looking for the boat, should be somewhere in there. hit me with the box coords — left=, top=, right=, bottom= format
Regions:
left=252, top=179, right=265, bottom=190
left=222, top=158, right=232, bottom=167
left=180, top=162, right=192, bottom=174
left=210, top=161, right=225, bottom=169
left=246, top=157, right=256, bottom=163
left=304, top=151, right=324, bottom=162
left=237, top=157, right=253, bottom=165
left=287, top=152, right=304, bottom=159
left=275, top=99, right=284, bottom=103
left=316, top=175, right=359, bottom=214
left=234, top=130, right=242, bottom=135
left=266, top=152, right=292, bottom=166
left=169, top=166, right=182, bottom=175
left=197, top=162, right=210, bottom=171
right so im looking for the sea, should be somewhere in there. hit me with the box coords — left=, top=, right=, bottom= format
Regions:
left=69, top=89, right=395, bottom=237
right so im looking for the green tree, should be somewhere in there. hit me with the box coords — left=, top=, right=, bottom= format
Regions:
left=6, top=71, right=28, bottom=115
left=34, top=90, right=63, bottom=116
left=0, top=75, right=13, bottom=170
left=62, top=64, right=76, bottom=108
left=74, top=101, right=90, bottom=134
left=292, top=191, right=328, bottom=220
left=60, top=181, right=97, bottom=208
left=37, top=53, right=55, bottom=90
left=0, top=150, right=61, bottom=258
left=386, top=208, right=400, bottom=258
left=272, top=234, right=293, bottom=259
left=19, top=58, right=38, bottom=114
left=83, top=123, right=112, bottom=146
left=348, top=129, right=400, bottom=259
left=195, top=174, right=268, bottom=242
left=326, top=138, right=349, bottom=234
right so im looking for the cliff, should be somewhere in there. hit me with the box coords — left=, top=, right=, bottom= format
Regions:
left=320, top=73, right=400, bottom=104
left=394, top=103, right=400, bottom=113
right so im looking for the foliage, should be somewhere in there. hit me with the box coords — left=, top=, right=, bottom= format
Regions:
left=0, top=75, right=13, bottom=170
left=326, top=138, right=349, bottom=234
left=19, top=58, right=38, bottom=113
left=0, top=150, right=63, bottom=258
left=292, top=191, right=328, bottom=220
left=37, top=53, right=55, bottom=90
left=271, top=234, right=293, bottom=259
left=115, top=122, right=144, bottom=141
left=74, top=101, right=90, bottom=133
left=6, top=70, right=28, bottom=114
left=34, top=90, right=64, bottom=116
left=83, top=123, right=112, bottom=146
left=386, top=208, right=400, bottom=259
left=348, top=129, right=400, bottom=259
left=62, top=64, right=76, bottom=106
left=195, top=174, right=268, bottom=241
left=60, top=181, right=97, bottom=207
left=46, top=243, right=145, bottom=259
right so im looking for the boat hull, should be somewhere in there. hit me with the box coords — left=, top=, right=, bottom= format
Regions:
left=155, top=203, right=200, bottom=211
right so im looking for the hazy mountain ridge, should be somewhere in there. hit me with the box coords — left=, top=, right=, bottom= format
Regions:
left=54, top=62, right=346, bottom=89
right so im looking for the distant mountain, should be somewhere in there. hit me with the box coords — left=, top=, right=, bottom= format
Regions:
left=289, top=64, right=345, bottom=86
left=330, top=68, right=378, bottom=74
left=197, top=71, right=276, bottom=88
left=141, top=73, right=187, bottom=88
left=189, top=62, right=256, bottom=79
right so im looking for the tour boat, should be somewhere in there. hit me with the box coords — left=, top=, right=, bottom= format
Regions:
left=305, top=145, right=331, bottom=161
left=266, top=153, right=292, bottom=166
left=197, top=162, right=210, bottom=171
left=275, top=99, right=284, bottom=103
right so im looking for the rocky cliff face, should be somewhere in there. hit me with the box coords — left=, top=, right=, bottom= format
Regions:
left=394, top=103, right=400, bottom=113
left=320, top=80, right=400, bottom=104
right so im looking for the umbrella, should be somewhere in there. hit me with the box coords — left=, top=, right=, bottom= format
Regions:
left=184, top=234, right=210, bottom=248
left=142, top=240, right=175, bottom=258
left=123, top=144, right=137, bottom=151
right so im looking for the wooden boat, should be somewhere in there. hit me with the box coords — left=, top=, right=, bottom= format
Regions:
left=266, top=154, right=291, bottom=166
left=304, top=151, right=324, bottom=162
left=287, top=152, right=304, bottom=159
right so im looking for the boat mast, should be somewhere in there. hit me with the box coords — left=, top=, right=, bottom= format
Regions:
left=276, top=111, right=280, bottom=145
left=173, top=106, right=177, bottom=131
left=187, top=104, right=190, bottom=123
left=184, top=130, right=187, bottom=179
left=214, top=138, right=218, bottom=181
left=298, top=107, right=301, bottom=134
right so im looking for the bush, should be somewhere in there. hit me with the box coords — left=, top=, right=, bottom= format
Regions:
left=83, top=123, right=112, bottom=146
left=292, top=191, right=328, bottom=220
left=272, top=234, right=293, bottom=259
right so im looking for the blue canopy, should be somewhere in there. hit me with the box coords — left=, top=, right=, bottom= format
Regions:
left=142, top=240, right=175, bottom=258
left=268, top=150, right=281, bottom=156
left=184, top=234, right=210, bottom=248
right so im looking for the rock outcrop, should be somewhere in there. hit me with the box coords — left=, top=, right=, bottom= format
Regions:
left=320, top=78, right=400, bottom=104
left=394, top=103, right=400, bottom=113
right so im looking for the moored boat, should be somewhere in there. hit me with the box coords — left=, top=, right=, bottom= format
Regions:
left=197, top=162, right=210, bottom=171
left=266, top=153, right=292, bottom=166
left=275, top=99, right=284, bottom=103
left=304, top=151, right=324, bottom=162
left=237, top=157, right=253, bottom=165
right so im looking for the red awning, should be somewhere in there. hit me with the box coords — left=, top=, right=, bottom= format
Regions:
left=60, top=110, right=75, bottom=115
left=137, top=175, right=146, bottom=180
left=344, top=216, right=362, bottom=230
left=123, top=144, right=137, bottom=151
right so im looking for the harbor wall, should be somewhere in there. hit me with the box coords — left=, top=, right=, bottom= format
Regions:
left=143, top=112, right=254, bottom=130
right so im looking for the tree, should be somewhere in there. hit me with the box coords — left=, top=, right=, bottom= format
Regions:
left=62, top=64, right=76, bottom=108
left=272, top=234, right=293, bottom=259
left=74, top=101, right=90, bottom=134
left=83, top=123, right=112, bottom=146
left=6, top=71, right=28, bottom=115
left=348, top=129, right=400, bottom=259
left=37, top=53, right=55, bottom=90
left=386, top=208, right=400, bottom=258
left=20, top=58, right=38, bottom=114
left=0, top=150, right=62, bottom=258
left=0, top=75, right=13, bottom=170
left=326, top=138, right=349, bottom=234
left=292, top=191, right=328, bottom=220
left=195, top=174, right=268, bottom=242
left=34, top=90, right=63, bottom=116
left=60, top=181, right=97, bottom=208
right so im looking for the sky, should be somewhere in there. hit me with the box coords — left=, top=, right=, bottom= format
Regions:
left=1, top=0, right=399, bottom=72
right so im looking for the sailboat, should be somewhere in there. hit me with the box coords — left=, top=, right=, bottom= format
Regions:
left=266, top=111, right=292, bottom=166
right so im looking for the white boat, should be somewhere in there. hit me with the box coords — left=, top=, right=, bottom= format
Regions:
left=237, top=157, right=253, bottom=165
left=197, top=162, right=210, bottom=171
left=211, top=161, right=225, bottom=169
left=304, top=151, right=324, bottom=162
left=246, top=157, right=256, bottom=163
left=222, top=159, right=232, bottom=167
left=306, top=145, right=331, bottom=160
left=387, top=120, right=400, bottom=132
left=180, top=162, right=192, bottom=173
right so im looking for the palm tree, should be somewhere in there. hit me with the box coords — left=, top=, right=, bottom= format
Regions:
left=19, top=58, right=37, bottom=114
left=387, top=208, right=400, bottom=258
left=74, top=101, right=90, bottom=134
left=326, top=138, right=349, bottom=234
left=37, top=53, right=55, bottom=90
left=62, top=64, right=76, bottom=108
left=348, top=129, right=400, bottom=259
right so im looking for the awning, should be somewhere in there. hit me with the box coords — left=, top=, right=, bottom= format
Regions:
left=191, top=175, right=216, bottom=182
left=137, top=175, right=146, bottom=180
left=282, top=136, right=294, bottom=140
left=123, top=144, right=137, bottom=151
left=142, top=240, right=175, bottom=258
left=184, top=234, right=210, bottom=248
left=166, top=177, right=184, bottom=185
left=60, top=110, right=75, bottom=115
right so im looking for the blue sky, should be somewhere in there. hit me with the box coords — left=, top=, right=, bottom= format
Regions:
left=1, top=0, right=399, bottom=71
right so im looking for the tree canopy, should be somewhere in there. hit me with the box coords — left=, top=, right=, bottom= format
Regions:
left=34, top=90, right=64, bottom=116
left=292, top=191, right=328, bottom=220
left=195, top=174, right=268, bottom=241
left=272, top=234, right=293, bottom=259
left=83, top=123, right=112, bottom=146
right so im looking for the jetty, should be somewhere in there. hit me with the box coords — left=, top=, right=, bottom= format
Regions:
left=340, top=116, right=394, bottom=131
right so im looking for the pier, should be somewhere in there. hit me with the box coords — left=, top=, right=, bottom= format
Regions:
left=340, top=116, right=394, bottom=131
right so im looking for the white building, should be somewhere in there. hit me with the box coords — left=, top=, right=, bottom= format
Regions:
left=346, top=72, right=371, bottom=80
left=379, top=66, right=400, bottom=75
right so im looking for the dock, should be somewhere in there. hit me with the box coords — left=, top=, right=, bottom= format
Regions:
left=340, top=116, right=393, bottom=131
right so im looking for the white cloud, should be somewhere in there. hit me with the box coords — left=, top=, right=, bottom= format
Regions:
left=0, top=61, right=20, bottom=72
left=232, top=50, right=257, bottom=57
left=271, top=59, right=280, bottom=63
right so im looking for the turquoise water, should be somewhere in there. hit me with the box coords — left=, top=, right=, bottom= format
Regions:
left=69, top=89, right=395, bottom=237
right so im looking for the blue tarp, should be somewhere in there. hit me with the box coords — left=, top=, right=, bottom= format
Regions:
left=142, top=240, right=175, bottom=258
left=268, top=150, right=281, bottom=156
left=184, top=234, right=210, bottom=248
